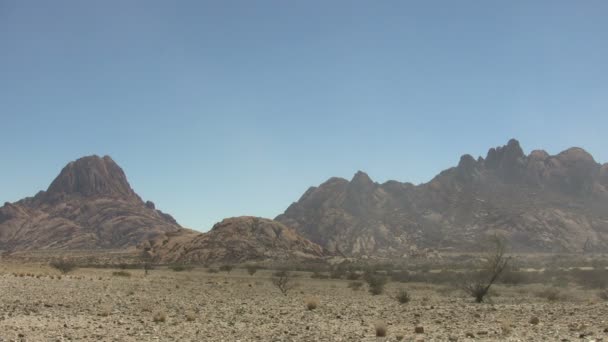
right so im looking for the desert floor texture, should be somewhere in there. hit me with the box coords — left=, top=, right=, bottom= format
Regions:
left=0, top=264, right=607, bottom=342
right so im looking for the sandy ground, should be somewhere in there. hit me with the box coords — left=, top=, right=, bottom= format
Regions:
left=0, top=264, right=607, bottom=342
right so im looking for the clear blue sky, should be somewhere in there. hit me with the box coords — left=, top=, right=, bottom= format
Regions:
left=1, top=1, right=607, bottom=231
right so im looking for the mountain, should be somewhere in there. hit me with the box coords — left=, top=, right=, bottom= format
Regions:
left=276, top=139, right=608, bottom=256
left=143, top=216, right=326, bottom=264
left=0, top=155, right=182, bottom=250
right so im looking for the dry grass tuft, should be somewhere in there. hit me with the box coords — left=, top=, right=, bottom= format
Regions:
left=375, top=321, right=387, bottom=337
left=185, top=311, right=197, bottom=322
left=153, top=311, right=167, bottom=323
left=305, top=297, right=319, bottom=310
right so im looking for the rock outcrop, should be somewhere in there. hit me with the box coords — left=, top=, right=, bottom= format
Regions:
left=276, top=139, right=608, bottom=256
left=145, top=216, right=326, bottom=264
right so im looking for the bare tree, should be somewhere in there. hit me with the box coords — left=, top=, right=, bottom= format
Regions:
left=463, top=235, right=510, bottom=303
left=271, top=270, right=295, bottom=296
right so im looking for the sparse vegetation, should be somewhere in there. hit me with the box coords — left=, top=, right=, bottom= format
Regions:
left=305, top=297, right=319, bottom=310
left=348, top=281, right=363, bottom=291
left=170, top=264, right=193, bottom=272
left=246, top=265, right=259, bottom=276
left=153, top=311, right=167, bottom=323
left=271, top=270, right=295, bottom=296
left=396, top=288, right=411, bottom=304
left=535, top=287, right=563, bottom=302
left=462, top=235, right=510, bottom=303
left=375, top=321, right=387, bottom=337
left=185, top=311, right=197, bottom=321
left=49, top=259, right=77, bottom=274
left=364, top=272, right=387, bottom=295
left=112, top=270, right=131, bottom=277
left=219, top=264, right=233, bottom=273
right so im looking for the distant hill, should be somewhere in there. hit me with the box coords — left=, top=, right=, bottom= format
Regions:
left=276, top=139, right=608, bottom=256
left=143, top=216, right=326, bottom=264
left=0, top=155, right=182, bottom=250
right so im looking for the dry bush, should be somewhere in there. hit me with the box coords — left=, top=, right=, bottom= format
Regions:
left=348, top=281, right=364, bottom=291
left=375, top=321, right=387, bottom=337
left=185, top=311, right=197, bottom=321
left=170, top=264, right=193, bottom=272
left=112, top=271, right=131, bottom=277
left=97, top=304, right=112, bottom=317
left=572, top=268, right=608, bottom=289
left=535, top=287, right=563, bottom=302
left=364, top=272, right=387, bottom=295
left=153, top=311, right=166, bottom=323
left=49, top=259, right=77, bottom=274
left=219, top=265, right=233, bottom=273
left=310, top=272, right=329, bottom=279
left=272, top=270, right=295, bottom=296
left=462, top=235, right=510, bottom=303
left=246, top=265, right=259, bottom=276
left=396, top=289, right=411, bottom=304
left=305, top=297, right=319, bottom=310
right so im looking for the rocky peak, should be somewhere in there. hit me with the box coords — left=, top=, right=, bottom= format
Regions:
left=456, top=154, right=480, bottom=182
left=46, top=155, right=139, bottom=200
left=485, top=139, right=525, bottom=168
left=556, top=147, right=596, bottom=165
left=350, top=171, right=375, bottom=191
left=484, top=139, right=527, bottom=181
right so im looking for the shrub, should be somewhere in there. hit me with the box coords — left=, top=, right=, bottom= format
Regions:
left=462, top=235, right=510, bottom=303
left=272, top=270, right=295, bottom=296
left=185, top=311, right=197, bottom=321
left=348, top=281, right=364, bottom=291
left=305, top=297, right=319, bottom=310
left=153, top=311, right=166, bottom=323
left=112, top=271, right=131, bottom=277
left=219, top=265, right=233, bottom=273
left=535, top=287, right=562, bottom=302
left=49, top=259, right=77, bottom=274
left=311, top=272, right=329, bottom=279
left=246, top=265, right=259, bottom=276
left=330, top=268, right=346, bottom=279
left=375, top=321, right=387, bottom=337
left=346, top=272, right=361, bottom=280
left=572, top=268, right=608, bottom=289
left=170, top=264, right=192, bottom=272
left=396, top=289, right=411, bottom=304
left=364, top=273, right=387, bottom=295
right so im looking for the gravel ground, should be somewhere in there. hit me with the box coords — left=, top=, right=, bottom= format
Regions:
left=0, top=265, right=607, bottom=341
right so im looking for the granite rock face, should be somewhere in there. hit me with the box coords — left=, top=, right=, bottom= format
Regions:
left=0, top=155, right=182, bottom=250
left=277, top=139, right=608, bottom=256
left=145, top=216, right=326, bottom=264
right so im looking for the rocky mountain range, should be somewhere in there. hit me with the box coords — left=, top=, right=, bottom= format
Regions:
left=2, top=139, right=607, bottom=261
left=0, top=156, right=325, bottom=263
left=0, top=155, right=182, bottom=250
left=276, top=139, right=608, bottom=256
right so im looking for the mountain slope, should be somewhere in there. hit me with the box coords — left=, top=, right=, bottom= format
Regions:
left=144, top=216, right=326, bottom=264
left=0, top=155, right=182, bottom=250
left=276, top=139, right=608, bottom=256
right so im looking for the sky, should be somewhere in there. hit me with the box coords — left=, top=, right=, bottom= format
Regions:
left=1, top=1, right=607, bottom=231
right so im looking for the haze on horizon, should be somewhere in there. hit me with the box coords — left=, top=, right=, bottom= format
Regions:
left=1, top=1, right=607, bottom=231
